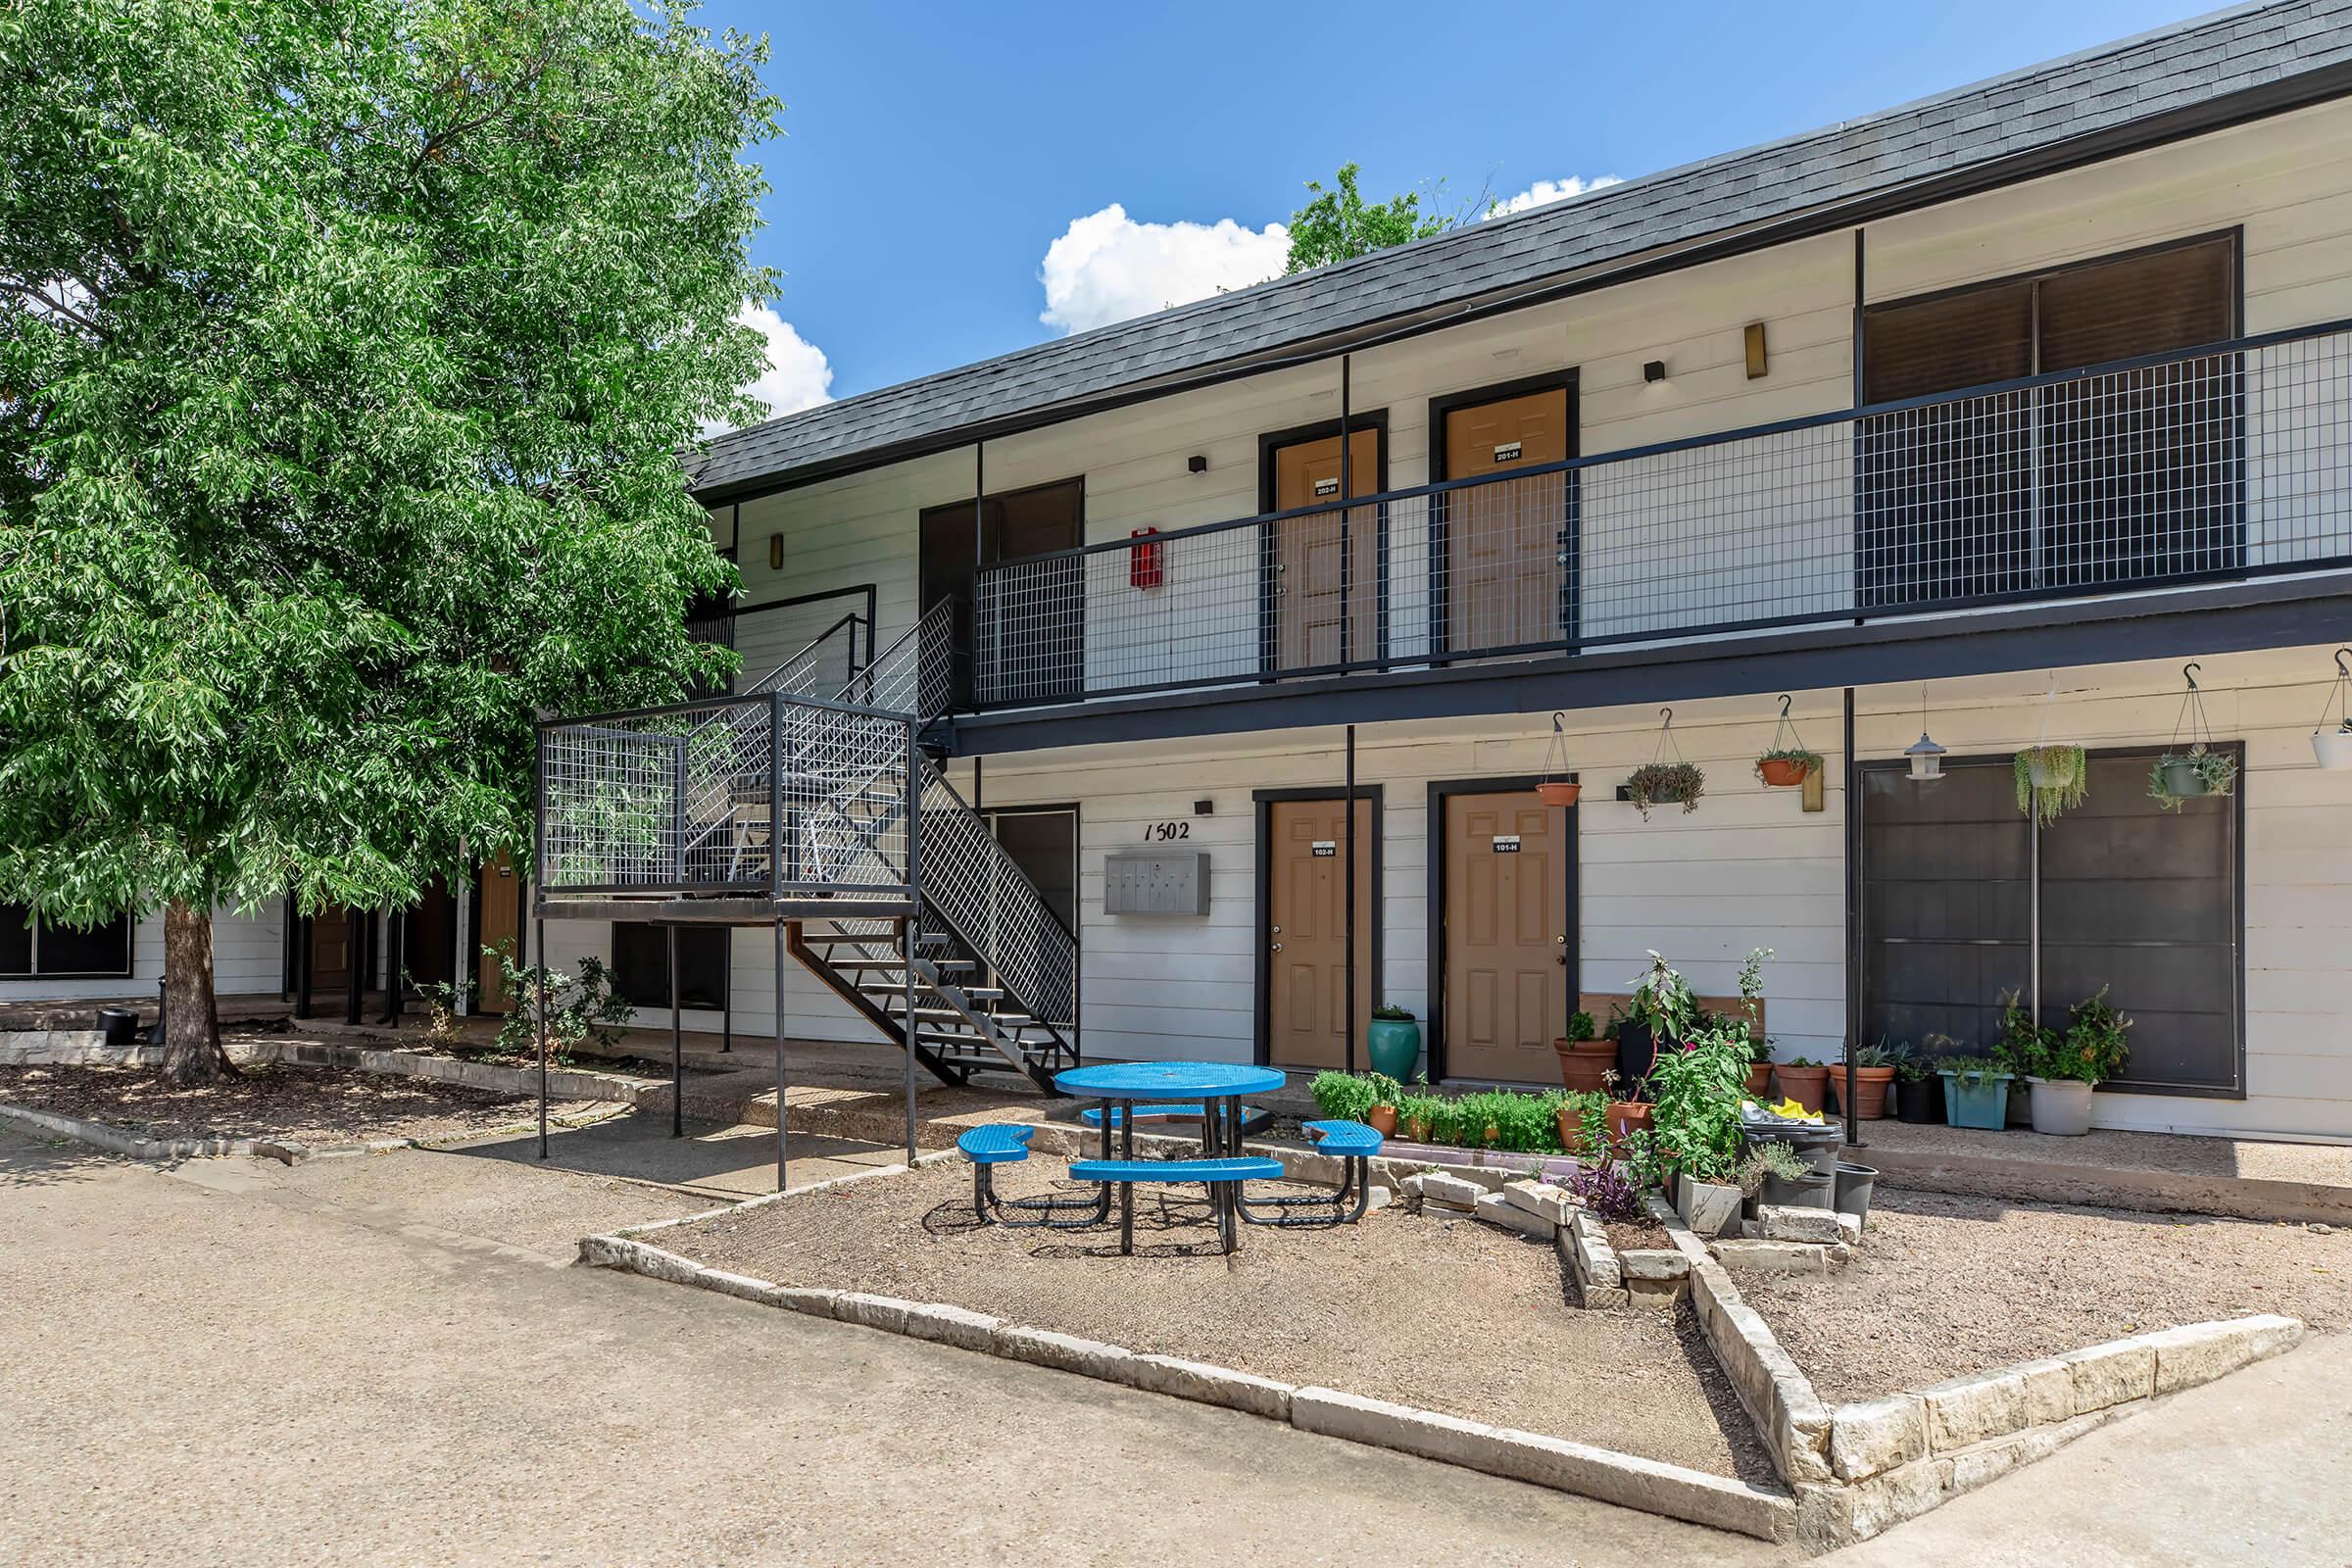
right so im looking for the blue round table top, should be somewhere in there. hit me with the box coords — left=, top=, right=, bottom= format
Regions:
left=1054, top=1059, right=1289, bottom=1100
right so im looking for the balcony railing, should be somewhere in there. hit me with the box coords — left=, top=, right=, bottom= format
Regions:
left=970, top=318, right=2352, bottom=709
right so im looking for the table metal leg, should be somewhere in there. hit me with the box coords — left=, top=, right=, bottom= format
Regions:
left=1120, top=1099, right=1135, bottom=1254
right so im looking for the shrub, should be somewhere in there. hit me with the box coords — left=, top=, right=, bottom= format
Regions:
left=490, top=945, right=633, bottom=1060
left=1565, top=1157, right=1642, bottom=1221
left=1645, top=1035, right=1750, bottom=1183
left=1370, top=1002, right=1416, bottom=1021
left=2041, top=987, right=2132, bottom=1084
left=1310, top=1069, right=1377, bottom=1123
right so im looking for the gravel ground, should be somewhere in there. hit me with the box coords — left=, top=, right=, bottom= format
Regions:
left=0, top=1061, right=606, bottom=1146
left=656, top=1158, right=1776, bottom=1482
left=1740, top=1190, right=2352, bottom=1403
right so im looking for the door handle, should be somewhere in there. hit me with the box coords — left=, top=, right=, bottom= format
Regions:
left=1270, top=943, right=1284, bottom=954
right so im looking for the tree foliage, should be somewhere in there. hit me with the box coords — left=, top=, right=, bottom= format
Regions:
left=1283, top=162, right=1479, bottom=273
left=0, top=0, right=776, bottom=1072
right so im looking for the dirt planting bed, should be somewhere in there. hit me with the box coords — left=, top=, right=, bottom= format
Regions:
left=0, top=1061, right=607, bottom=1147
left=649, top=1157, right=1777, bottom=1482
left=1739, top=1189, right=2352, bottom=1403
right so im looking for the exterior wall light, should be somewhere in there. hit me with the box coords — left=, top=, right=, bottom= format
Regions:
left=1905, top=683, right=1944, bottom=780
left=767, top=532, right=783, bottom=571
left=1643, top=360, right=1668, bottom=383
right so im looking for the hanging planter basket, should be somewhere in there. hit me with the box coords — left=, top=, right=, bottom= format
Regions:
left=1537, top=711, right=1582, bottom=807
left=1623, top=709, right=1703, bottom=819
left=2314, top=648, right=2352, bottom=771
left=2149, top=664, right=2237, bottom=812
left=1754, top=697, right=1822, bottom=788
left=2014, top=681, right=2087, bottom=826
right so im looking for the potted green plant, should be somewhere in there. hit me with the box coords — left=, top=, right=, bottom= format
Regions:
left=1616, top=952, right=1698, bottom=1093
left=1309, top=1069, right=1376, bottom=1126
left=1361, top=1071, right=1403, bottom=1137
left=1647, top=1028, right=1749, bottom=1238
left=1397, top=1083, right=1449, bottom=1146
left=2148, top=747, right=2237, bottom=810
left=1366, top=1003, right=1422, bottom=1080
left=1552, top=1008, right=1614, bottom=1094
left=1775, top=1055, right=1829, bottom=1115
left=2315, top=715, right=2352, bottom=770
left=1730, top=946, right=1774, bottom=1096
left=1826, top=1040, right=1897, bottom=1120
left=1554, top=1089, right=1604, bottom=1154
left=1599, top=1069, right=1652, bottom=1152
left=1936, top=1054, right=2014, bottom=1131
left=1891, top=1038, right=1947, bottom=1124
left=1754, top=747, right=1822, bottom=788
left=1746, top=1138, right=1831, bottom=1208
left=1624, top=761, right=1705, bottom=818
left=2023, top=988, right=2132, bottom=1136
left=2014, top=744, right=2089, bottom=825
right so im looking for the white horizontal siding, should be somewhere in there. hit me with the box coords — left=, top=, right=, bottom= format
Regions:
left=0, top=903, right=284, bottom=1003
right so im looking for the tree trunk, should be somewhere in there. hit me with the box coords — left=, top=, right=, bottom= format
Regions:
left=161, top=900, right=234, bottom=1085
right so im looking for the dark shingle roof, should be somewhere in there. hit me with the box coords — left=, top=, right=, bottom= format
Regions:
left=696, top=0, right=2352, bottom=498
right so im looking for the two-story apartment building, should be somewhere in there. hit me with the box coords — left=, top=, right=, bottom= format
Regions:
left=533, top=0, right=2352, bottom=1143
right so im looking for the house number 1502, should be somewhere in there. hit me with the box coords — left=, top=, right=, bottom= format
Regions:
left=1143, top=821, right=1191, bottom=841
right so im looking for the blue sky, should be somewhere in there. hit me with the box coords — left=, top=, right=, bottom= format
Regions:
left=692, top=0, right=2219, bottom=413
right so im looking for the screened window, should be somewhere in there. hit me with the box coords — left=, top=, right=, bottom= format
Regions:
left=612, top=923, right=730, bottom=1013
left=0, top=905, right=134, bottom=979
left=1858, top=235, right=2242, bottom=609
left=1860, top=747, right=2242, bottom=1098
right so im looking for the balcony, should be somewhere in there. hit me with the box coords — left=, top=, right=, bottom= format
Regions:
left=969, top=319, right=2352, bottom=712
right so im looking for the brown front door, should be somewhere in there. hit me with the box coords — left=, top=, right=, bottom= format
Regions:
left=1264, top=797, right=1374, bottom=1071
left=1441, top=387, right=1571, bottom=656
left=1268, top=427, right=1380, bottom=674
left=1442, top=789, right=1569, bottom=1084
left=476, top=853, right=520, bottom=1012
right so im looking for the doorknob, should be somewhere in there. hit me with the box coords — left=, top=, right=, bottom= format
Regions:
left=1270, top=943, right=1284, bottom=954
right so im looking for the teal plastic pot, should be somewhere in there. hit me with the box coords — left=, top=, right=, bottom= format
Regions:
left=1939, top=1070, right=2015, bottom=1131
left=1366, top=1018, right=1422, bottom=1080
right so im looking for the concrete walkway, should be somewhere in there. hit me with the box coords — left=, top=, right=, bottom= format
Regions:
left=1824, top=1332, right=2352, bottom=1566
left=0, top=1125, right=1788, bottom=1567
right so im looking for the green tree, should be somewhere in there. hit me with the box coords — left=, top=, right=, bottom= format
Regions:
left=0, top=1, right=774, bottom=1081
left=1284, top=163, right=1481, bottom=273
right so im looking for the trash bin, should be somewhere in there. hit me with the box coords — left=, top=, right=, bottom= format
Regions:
left=95, top=1006, right=139, bottom=1047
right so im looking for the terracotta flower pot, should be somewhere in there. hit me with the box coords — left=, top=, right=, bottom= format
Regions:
left=1554, top=1103, right=1591, bottom=1154
left=1757, top=758, right=1811, bottom=788
left=1744, top=1061, right=1773, bottom=1098
left=1827, top=1065, right=1897, bottom=1120
left=1538, top=780, right=1583, bottom=808
left=1400, top=1116, right=1431, bottom=1144
left=1553, top=1036, right=1616, bottom=1094
left=1366, top=1104, right=1398, bottom=1137
left=1776, top=1064, right=1829, bottom=1115
left=1603, top=1100, right=1652, bottom=1151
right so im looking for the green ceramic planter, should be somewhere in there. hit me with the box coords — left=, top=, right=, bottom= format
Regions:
left=1366, top=1018, right=1422, bottom=1080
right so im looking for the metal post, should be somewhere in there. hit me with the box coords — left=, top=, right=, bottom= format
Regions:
left=720, top=932, right=733, bottom=1054
left=903, top=720, right=922, bottom=1166
left=668, top=923, right=683, bottom=1139
left=294, top=909, right=313, bottom=1020
left=773, top=919, right=790, bottom=1191
left=1843, top=688, right=1863, bottom=1151
left=1338, top=356, right=1351, bottom=669
left=1345, top=723, right=1357, bottom=1075
left=382, top=906, right=403, bottom=1026
left=344, top=906, right=364, bottom=1025
left=534, top=914, right=549, bottom=1160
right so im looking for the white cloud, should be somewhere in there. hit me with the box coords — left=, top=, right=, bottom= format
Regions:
left=1490, top=174, right=1624, bottom=217
left=1038, top=204, right=1291, bottom=335
left=714, top=301, right=832, bottom=433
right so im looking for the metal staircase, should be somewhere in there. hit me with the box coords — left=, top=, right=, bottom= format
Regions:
left=538, top=602, right=1077, bottom=1094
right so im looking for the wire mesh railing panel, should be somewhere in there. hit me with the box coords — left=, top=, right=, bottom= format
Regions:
left=916, top=761, right=1076, bottom=1032
left=540, top=695, right=774, bottom=892
left=743, top=611, right=860, bottom=700
left=771, top=699, right=912, bottom=895
left=964, top=320, right=2352, bottom=707
left=843, top=599, right=956, bottom=720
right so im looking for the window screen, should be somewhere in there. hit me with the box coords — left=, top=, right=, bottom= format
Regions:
left=1859, top=236, right=2241, bottom=609
left=1860, top=747, right=2242, bottom=1098
left=612, top=923, right=730, bottom=1013
left=0, top=904, right=133, bottom=978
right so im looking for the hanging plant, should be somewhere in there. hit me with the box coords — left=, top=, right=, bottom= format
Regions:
left=2315, top=648, right=2352, bottom=771
left=2149, top=663, right=2236, bottom=811
left=2014, top=745, right=2087, bottom=825
left=1753, top=695, right=1821, bottom=787
left=1624, top=708, right=1703, bottom=819
left=1537, top=711, right=1582, bottom=808
left=1626, top=762, right=1705, bottom=818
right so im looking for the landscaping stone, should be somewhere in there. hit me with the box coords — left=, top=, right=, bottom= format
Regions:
left=1712, top=1239, right=1833, bottom=1272
left=1126, top=1353, right=1294, bottom=1422
left=993, top=1326, right=1133, bottom=1381
left=2012, top=1356, right=2076, bottom=1427
left=2147, top=1313, right=2304, bottom=1394
left=1361, top=1184, right=1396, bottom=1214
left=1627, top=1277, right=1685, bottom=1304
left=1418, top=1171, right=1486, bottom=1209
left=831, top=1292, right=916, bottom=1337
left=1501, top=1178, right=1578, bottom=1226
left=1677, top=1178, right=1744, bottom=1240
left=899, top=1302, right=999, bottom=1353
left=1619, top=1248, right=1690, bottom=1282
left=1828, top=1394, right=1928, bottom=1482
left=1473, top=1190, right=1556, bottom=1240
left=1919, top=1366, right=2027, bottom=1450
left=1755, top=1204, right=1844, bottom=1245
left=1290, top=1386, right=1494, bottom=1466
left=1834, top=1210, right=1863, bottom=1247
left=2056, top=1336, right=2158, bottom=1415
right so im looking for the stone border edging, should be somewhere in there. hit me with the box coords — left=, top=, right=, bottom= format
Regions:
left=0, top=1099, right=617, bottom=1167
left=1646, top=1191, right=2308, bottom=1545
left=575, top=1225, right=1797, bottom=1543
left=1861, top=1141, right=2352, bottom=1227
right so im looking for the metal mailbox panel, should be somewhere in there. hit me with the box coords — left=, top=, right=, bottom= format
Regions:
left=1103, top=850, right=1210, bottom=914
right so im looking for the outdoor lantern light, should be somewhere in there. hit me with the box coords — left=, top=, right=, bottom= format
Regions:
left=1906, top=683, right=1944, bottom=781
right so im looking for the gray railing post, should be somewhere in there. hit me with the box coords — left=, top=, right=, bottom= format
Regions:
left=671, top=733, right=689, bottom=886
left=768, top=693, right=785, bottom=899
left=904, top=718, right=922, bottom=906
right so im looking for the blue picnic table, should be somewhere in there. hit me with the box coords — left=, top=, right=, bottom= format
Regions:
left=1054, top=1060, right=1289, bottom=1252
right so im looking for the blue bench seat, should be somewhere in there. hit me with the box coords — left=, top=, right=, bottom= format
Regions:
left=956, top=1123, right=1036, bottom=1165
left=1069, top=1156, right=1284, bottom=1185
left=1301, top=1119, right=1383, bottom=1156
